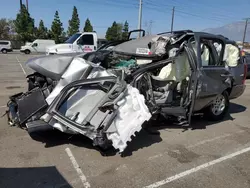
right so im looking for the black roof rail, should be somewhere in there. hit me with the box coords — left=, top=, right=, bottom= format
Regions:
left=157, top=30, right=193, bottom=35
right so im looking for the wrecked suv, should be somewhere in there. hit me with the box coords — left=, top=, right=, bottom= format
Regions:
left=6, top=30, right=247, bottom=153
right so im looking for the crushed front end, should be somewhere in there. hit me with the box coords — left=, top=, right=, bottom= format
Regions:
left=6, top=55, right=151, bottom=153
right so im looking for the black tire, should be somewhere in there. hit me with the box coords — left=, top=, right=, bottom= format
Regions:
left=204, top=91, right=230, bottom=121
left=1, top=49, right=7, bottom=54
left=24, top=49, right=31, bottom=54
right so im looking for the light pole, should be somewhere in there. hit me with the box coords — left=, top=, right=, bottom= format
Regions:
left=138, top=0, right=143, bottom=37
left=242, top=18, right=249, bottom=48
left=171, top=6, right=175, bottom=33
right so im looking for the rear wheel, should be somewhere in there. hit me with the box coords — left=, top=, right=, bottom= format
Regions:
left=204, top=91, right=229, bottom=121
left=1, top=49, right=7, bottom=54
left=24, top=49, right=30, bottom=54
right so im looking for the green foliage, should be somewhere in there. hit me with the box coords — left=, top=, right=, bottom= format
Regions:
left=51, top=11, right=64, bottom=43
left=68, top=6, right=80, bottom=36
left=14, top=4, right=35, bottom=42
left=36, top=20, right=48, bottom=39
left=121, top=21, right=129, bottom=40
left=105, top=21, right=123, bottom=41
left=0, top=18, right=15, bottom=39
left=83, top=18, right=93, bottom=32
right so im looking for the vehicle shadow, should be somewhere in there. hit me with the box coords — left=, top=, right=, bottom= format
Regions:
left=148, top=102, right=247, bottom=131
left=28, top=102, right=246, bottom=157
left=0, top=166, right=72, bottom=188
left=191, top=102, right=247, bottom=130
left=121, top=102, right=247, bottom=156
left=29, top=128, right=162, bottom=157
left=29, top=130, right=118, bottom=156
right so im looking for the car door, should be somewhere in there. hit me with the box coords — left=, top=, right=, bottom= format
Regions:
left=193, top=35, right=232, bottom=112
left=31, top=42, right=39, bottom=53
left=76, top=34, right=96, bottom=53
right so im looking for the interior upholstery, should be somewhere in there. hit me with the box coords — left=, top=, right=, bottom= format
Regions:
left=201, top=45, right=210, bottom=66
left=150, top=51, right=191, bottom=105
left=152, top=51, right=191, bottom=82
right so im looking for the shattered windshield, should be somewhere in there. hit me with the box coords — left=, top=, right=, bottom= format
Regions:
left=64, top=33, right=81, bottom=44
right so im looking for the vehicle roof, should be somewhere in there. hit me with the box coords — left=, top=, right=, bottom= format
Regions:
left=158, top=30, right=234, bottom=43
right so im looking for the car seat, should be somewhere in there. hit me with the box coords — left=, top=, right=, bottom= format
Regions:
left=150, top=51, right=191, bottom=105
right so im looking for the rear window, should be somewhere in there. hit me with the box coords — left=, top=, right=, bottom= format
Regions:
left=0, top=41, right=9, bottom=45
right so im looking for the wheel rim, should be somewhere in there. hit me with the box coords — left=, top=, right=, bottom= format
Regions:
left=211, top=94, right=226, bottom=116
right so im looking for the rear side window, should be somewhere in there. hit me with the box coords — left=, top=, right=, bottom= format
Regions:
left=78, top=34, right=94, bottom=45
left=0, top=41, right=9, bottom=45
left=199, top=38, right=224, bottom=67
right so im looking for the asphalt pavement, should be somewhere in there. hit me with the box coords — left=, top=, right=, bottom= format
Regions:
left=1, top=52, right=250, bottom=188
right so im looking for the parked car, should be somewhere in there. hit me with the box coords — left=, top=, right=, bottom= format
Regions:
left=0, top=40, right=13, bottom=54
left=20, top=39, right=55, bottom=54
left=6, top=30, right=247, bottom=153
left=242, top=51, right=250, bottom=77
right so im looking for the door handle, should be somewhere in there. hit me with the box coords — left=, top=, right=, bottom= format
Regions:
left=220, top=74, right=233, bottom=77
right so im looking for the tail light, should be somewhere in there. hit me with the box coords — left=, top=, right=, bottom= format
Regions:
left=241, top=50, right=246, bottom=57
left=243, top=63, right=247, bottom=85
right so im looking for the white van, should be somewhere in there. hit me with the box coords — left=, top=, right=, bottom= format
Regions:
left=46, top=32, right=101, bottom=55
left=0, top=40, right=13, bottom=54
left=20, top=39, right=55, bottom=54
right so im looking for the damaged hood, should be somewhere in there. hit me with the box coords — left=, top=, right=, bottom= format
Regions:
left=113, top=34, right=171, bottom=58
left=113, top=35, right=157, bottom=56
left=26, top=55, right=74, bottom=80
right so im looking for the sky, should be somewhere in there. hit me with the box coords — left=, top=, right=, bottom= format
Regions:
left=0, top=0, right=249, bottom=38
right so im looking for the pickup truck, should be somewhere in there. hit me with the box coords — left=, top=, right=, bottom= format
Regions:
left=46, top=30, right=145, bottom=55
left=46, top=32, right=105, bottom=55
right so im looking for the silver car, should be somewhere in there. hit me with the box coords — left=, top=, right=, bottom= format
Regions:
left=6, top=30, right=247, bottom=153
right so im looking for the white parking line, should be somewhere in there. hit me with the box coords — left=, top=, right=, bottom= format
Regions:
left=0, top=105, right=6, bottom=108
left=65, top=147, right=91, bottom=188
left=16, top=56, right=27, bottom=76
left=144, top=145, right=250, bottom=188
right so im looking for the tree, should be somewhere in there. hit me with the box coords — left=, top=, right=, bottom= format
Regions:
left=51, top=11, right=64, bottom=43
left=68, top=6, right=80, bottom=36
left=14, top=4, right=35, bottom=42
left=105, top=21, right=123, bottom=41
left=122, top=21, right=129, bottom=40
left=36, top=20, right=48, bottom=39
left=83, top=18, right=93, bottom=32
left=0, top=19, right=15, bottom=39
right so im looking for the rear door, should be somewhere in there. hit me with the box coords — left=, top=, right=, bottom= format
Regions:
left=193, top=34, right=232, bottom=112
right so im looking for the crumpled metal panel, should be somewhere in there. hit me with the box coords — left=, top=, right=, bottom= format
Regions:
left=107, top=85, right=152, bottom=152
